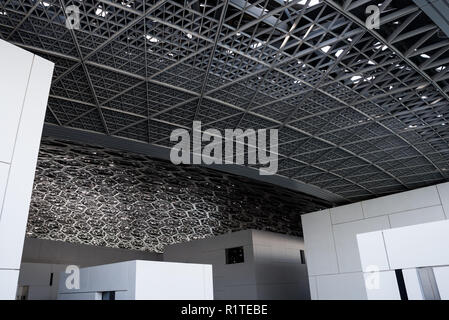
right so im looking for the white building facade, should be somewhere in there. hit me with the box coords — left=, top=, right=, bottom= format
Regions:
left=302, top=182, right=449, bottom=299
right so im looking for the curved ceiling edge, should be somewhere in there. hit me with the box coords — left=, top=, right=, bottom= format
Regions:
left=42, top=124, right=345, bottom=204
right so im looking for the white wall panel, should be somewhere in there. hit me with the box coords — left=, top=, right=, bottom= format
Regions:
left=433, top=266, right=449, bottom=299
left=383, top=220, right=449, bottom=269
left=303, top=182, right=449, bottom=300
left=58, top=260, right=213, bottom=300
left=58, top=261, right=132, bottom=294
left=330, top=202, right=364, bottom=224
left=389, top=206, right=445, bottom=228
left=309, top=276, right=318, bottom=300
left=0, top=39, right=34, bottom=164
left=362, top=186, right=440, bottom=218
left=87, top=261, right=131, bottom=292
left=0, top=270, right=19, bottom=300
left=357, top=231, right=390, bottom=272
left=0, top=56, right=54, bottom=270
left=0, top=163, right=9, bottom=213
left=402, top=268, right=424, bottom=300
left=301, top=210, right=339, bottom=275
left=316, top=272, right=367, bottom=300
left=437, top=182, right=449, bottom=219
left=364, top=270, right=400, bottom=300
left=135, top=261, right=213, bottom=300
left=333, top=216, right=390, bottom=273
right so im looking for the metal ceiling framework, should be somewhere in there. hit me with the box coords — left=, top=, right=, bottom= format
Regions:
left=1, top=0, right=449, bottom=202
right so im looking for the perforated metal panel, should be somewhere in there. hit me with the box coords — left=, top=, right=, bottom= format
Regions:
left=27, top=138, right=329, bottom=251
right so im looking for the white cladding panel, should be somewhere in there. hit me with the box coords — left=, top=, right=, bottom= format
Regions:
left=315, top=272, right=367, bottom=300
left=333, top=216, right=390, bottom=272
left=301, top=210, right=339, bottom=275
left=383, top=220, right=449, bottom=269
left=362, top=186, right=440, bottom=218
left=357, top=231, right=390, bottom=272
left=388, top=206, right=445, bottom=228
left=364, top=270, right=400, bottom=300
left=330, top=202, right=364, bottom=224
left=0, top=40, right=34, bottom=164
left=0, top=56, right=54, bottom=270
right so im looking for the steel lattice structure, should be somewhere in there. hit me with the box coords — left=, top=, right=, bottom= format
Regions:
left=1, top=0, right=448, bottom=202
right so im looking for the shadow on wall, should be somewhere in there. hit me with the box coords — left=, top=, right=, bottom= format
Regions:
left=27, top=138, right=329, bottom=253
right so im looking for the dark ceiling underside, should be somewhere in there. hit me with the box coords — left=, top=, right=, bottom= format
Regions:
left=1, top=0, right=449, bottom=202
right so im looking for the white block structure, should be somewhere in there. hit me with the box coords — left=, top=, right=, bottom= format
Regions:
left=0, top=39, right=54, bottom=299
left=57, top=260, right=213, bottom=300
left=301, top=182, right=449, bottom=300
left=357, top=219, right=449, bottom=299
left=164, top=229, right=309, bottom=300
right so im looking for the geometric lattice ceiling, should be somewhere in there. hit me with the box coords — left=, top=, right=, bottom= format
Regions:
left=1, top=0, right=448, bottom=202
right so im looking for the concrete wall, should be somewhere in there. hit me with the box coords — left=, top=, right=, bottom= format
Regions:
left=22, top=237, right=162, bottom=267
left=163, top=229, right=309, bottom=299
left=0, top=39, right=54, bottom=299
left=251, top=231, right=309, bottom=299
left=57, top=260, right=213, bottom=300
left=17, top=263, right=66, bottom=300
left=302, top=181, right=449, bottom=300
